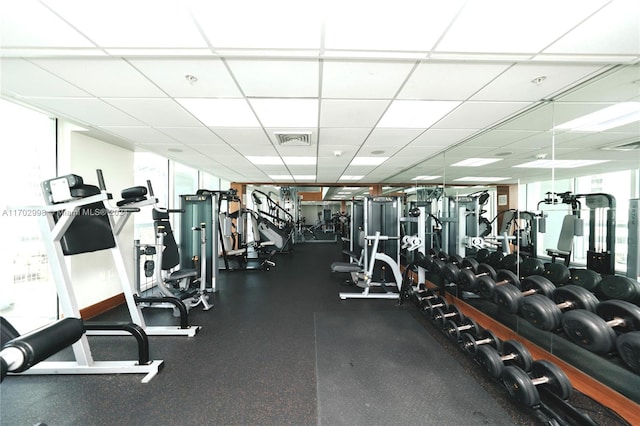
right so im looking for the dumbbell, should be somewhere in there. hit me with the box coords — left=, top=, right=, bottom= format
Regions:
left=519, top=257, right=545, bottom=278
left=461, top=329, right=501, bottom=355
left=520, top=285, right=599, bottom=331
left=560, top=300, right=640, bottom=354
left=457, top=264, right=497, bottom=292
left=444, top=317, right=480, bottom=342
left=431, top=305, right=463, bottom=328
left=476, top=340, right=534, bottom=378
left=487, top=251, right=505, bottom=268
left=408, top=283, right=437, bottom=305
left=477, top=270, right=520, bottom=298
left=492, top=276, right=556, bottom=314
left=422, top=296, right=450, bottom=316
left=499, top=253, right=522, bottom=274
left=501, top=360, right=573, bottom=407
left=616, top=332, right=640, bottom=374
left=568, top=268, right=601, bottom=292
left=543, top=262, right=570, bottom=286
left=441, top=258, right=480, bottom=285
left=596, top=275, right=640, bottom=304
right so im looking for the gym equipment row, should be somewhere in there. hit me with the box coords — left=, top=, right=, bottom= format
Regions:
left=423, top=250, right=640, bottom=376
left=401, top=283, right=597, bottom=425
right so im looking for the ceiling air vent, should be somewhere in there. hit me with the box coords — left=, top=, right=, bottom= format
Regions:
left=601, top=140, right=640, bottom=151
left=275, top=132, right=312, bottom=146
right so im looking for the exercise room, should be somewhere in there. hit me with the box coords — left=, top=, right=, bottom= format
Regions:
left=1, top=1, right=639, bottom=425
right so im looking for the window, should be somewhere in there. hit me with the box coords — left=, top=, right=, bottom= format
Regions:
left=0, top=99, right=57, bottom=331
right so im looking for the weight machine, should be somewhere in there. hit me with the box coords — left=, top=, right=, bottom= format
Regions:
left=251, top=189, right=295, bottom=252
left=538, top=192, right=616, bottom=274
left=13, top=170, right=165, bottom=381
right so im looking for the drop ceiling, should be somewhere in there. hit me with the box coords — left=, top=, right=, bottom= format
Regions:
left=1, top=0, right=639, bottom=197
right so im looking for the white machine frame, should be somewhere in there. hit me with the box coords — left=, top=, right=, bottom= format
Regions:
left=19, top=180, right=164, bottom=382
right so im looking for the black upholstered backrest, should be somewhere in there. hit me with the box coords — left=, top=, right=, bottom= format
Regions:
left=57, top=184, right=116, bottom=255
left=153, top=208, right=180, bottom=270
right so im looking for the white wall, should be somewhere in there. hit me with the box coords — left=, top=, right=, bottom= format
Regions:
left=58, top=123, right=134, bottom=309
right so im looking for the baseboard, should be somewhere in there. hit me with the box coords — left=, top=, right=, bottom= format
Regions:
left=80, top=293, right=125, bottom=319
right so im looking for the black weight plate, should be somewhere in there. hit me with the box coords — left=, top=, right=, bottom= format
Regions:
left=521, top=257, right=544, bottom=277
left=477, top=275, right=498, bottom=298
left=437, top=251, right=449, bottom=261
left=503, top=340, right=533, bottom=373
left=595, top=300, right=640, bottom=332
left=417, top=255, right=433, bottom=270
left=477, top=264, right=497, bottom=281
left=430, top=258, right=446, bottom=274
left=444, top=319, right=463, bottom=341
left=553, top=285, right=599, bottom=312
left=496, top=269, right=520, bottom=288
left=458, top=269, right=477, bottom=290
left=449, top=254, right=463, bottom=265
left=560, top=309, right=617, bottom=354
left=616, top=331, right=640, bottom=373
left=476, top=248, right=490, bottom=263
left=568, top=268, right=601, bottom=292
left=488, top=251, right=505, bottom=268
left=476, top=345, right=505, bottom=378
left=520, top=295, right=562, bottom=331
left=461, top=257, right=479, bottom=273
left=596, top=275, right=640, bottom=303
left=501, top=365, right=540, bottom=407
left=493, top=284, right=523, bottom=314
left=544, top=262, right=570, bottom=285
left=500, top=254, right=522, bottom=273
left=442, top=263, right=460, bottom=284
left=522, top=275, right=556, bottom=298
left=531, top=360, right=572, bottom=401
left=481, top=329, right=502, bottom=352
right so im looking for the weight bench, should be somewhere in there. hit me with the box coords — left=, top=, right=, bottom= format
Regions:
left=547, top=215, right=577, bottom=266
left=330, top=231, right=365, bottom=285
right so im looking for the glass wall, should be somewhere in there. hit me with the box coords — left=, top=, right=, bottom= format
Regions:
left=0, top=99, right=57, bottom=332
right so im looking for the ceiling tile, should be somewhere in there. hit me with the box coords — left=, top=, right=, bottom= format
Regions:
left=104, top=98, right=202, bottom=127
left=249, top=99, right=318, bottom=127
left=227, top=59, right=319, bottom=97
left=100, top=126, right=179, bottom=144
left=558, top=64, right=640, bottom=102
left=1, top=0, right=94, bottom=47
left=399, top=62, right=510, bottom=100
left=409, top=128, right=479, bottom=147
left=320, top=99, right=389, bottom=127
left=544, top=0, right=640, bottom=55
left=363, top=128, right=425, bottom=147
left=43, top=0, right=206, bottom=48
left=156, top=127, right=227, bottom=145
left=129, top=59, right=242, bottom=98
left=191, top=1, right=322, bottom=49
left=437, top=0, right=609, bottom=53
left=212, top=128, right=272, bottom=145
left=30, top=98, right=142, bottom=126
left=177, top=99, right=260, bottom=127
left=0, top=59, right=90, bottom=98
left=30, top=58, right=166, bottom=97
left=471, top=63, right=607, bottom=102
left=323, top=0, right=465, bottom=51
left=322, top=61, right=415, bottom=99
left=433, top=101, right=530, bottom=129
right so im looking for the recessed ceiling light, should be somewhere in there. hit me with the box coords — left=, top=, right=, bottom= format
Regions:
left=269, top=174, right=292, bottom=180
left=452, top=158, right=502, bottom=167
left=454, top=176, right=510, bottom=182
left=168, top=148, right=183, bottom=152
left=531, top=75, right=547, bottom=85
left=339, top=175, right=364, bottom=180
left=185, top=74, right=198, bottom=84
left=411, top=175, right=441, bottom=181
left=514, top=159, right=609, bottom=168
left=293, top=175, right=316, bottom=180
left=495, top=151, right=512, bottom=157
left=283, top=156, right=316, bottom=165
left=555, top=102, right=640, bottom=132
left=246, top=156, right=283, bottom=165
left=370, top=150, right=385, bottom=155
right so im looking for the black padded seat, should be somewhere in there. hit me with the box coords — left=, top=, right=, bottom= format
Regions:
left=330, top=262, right=362, bottom=273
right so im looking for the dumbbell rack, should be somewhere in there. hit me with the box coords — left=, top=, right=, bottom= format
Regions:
left=441, top=289, right=640, bottom=425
